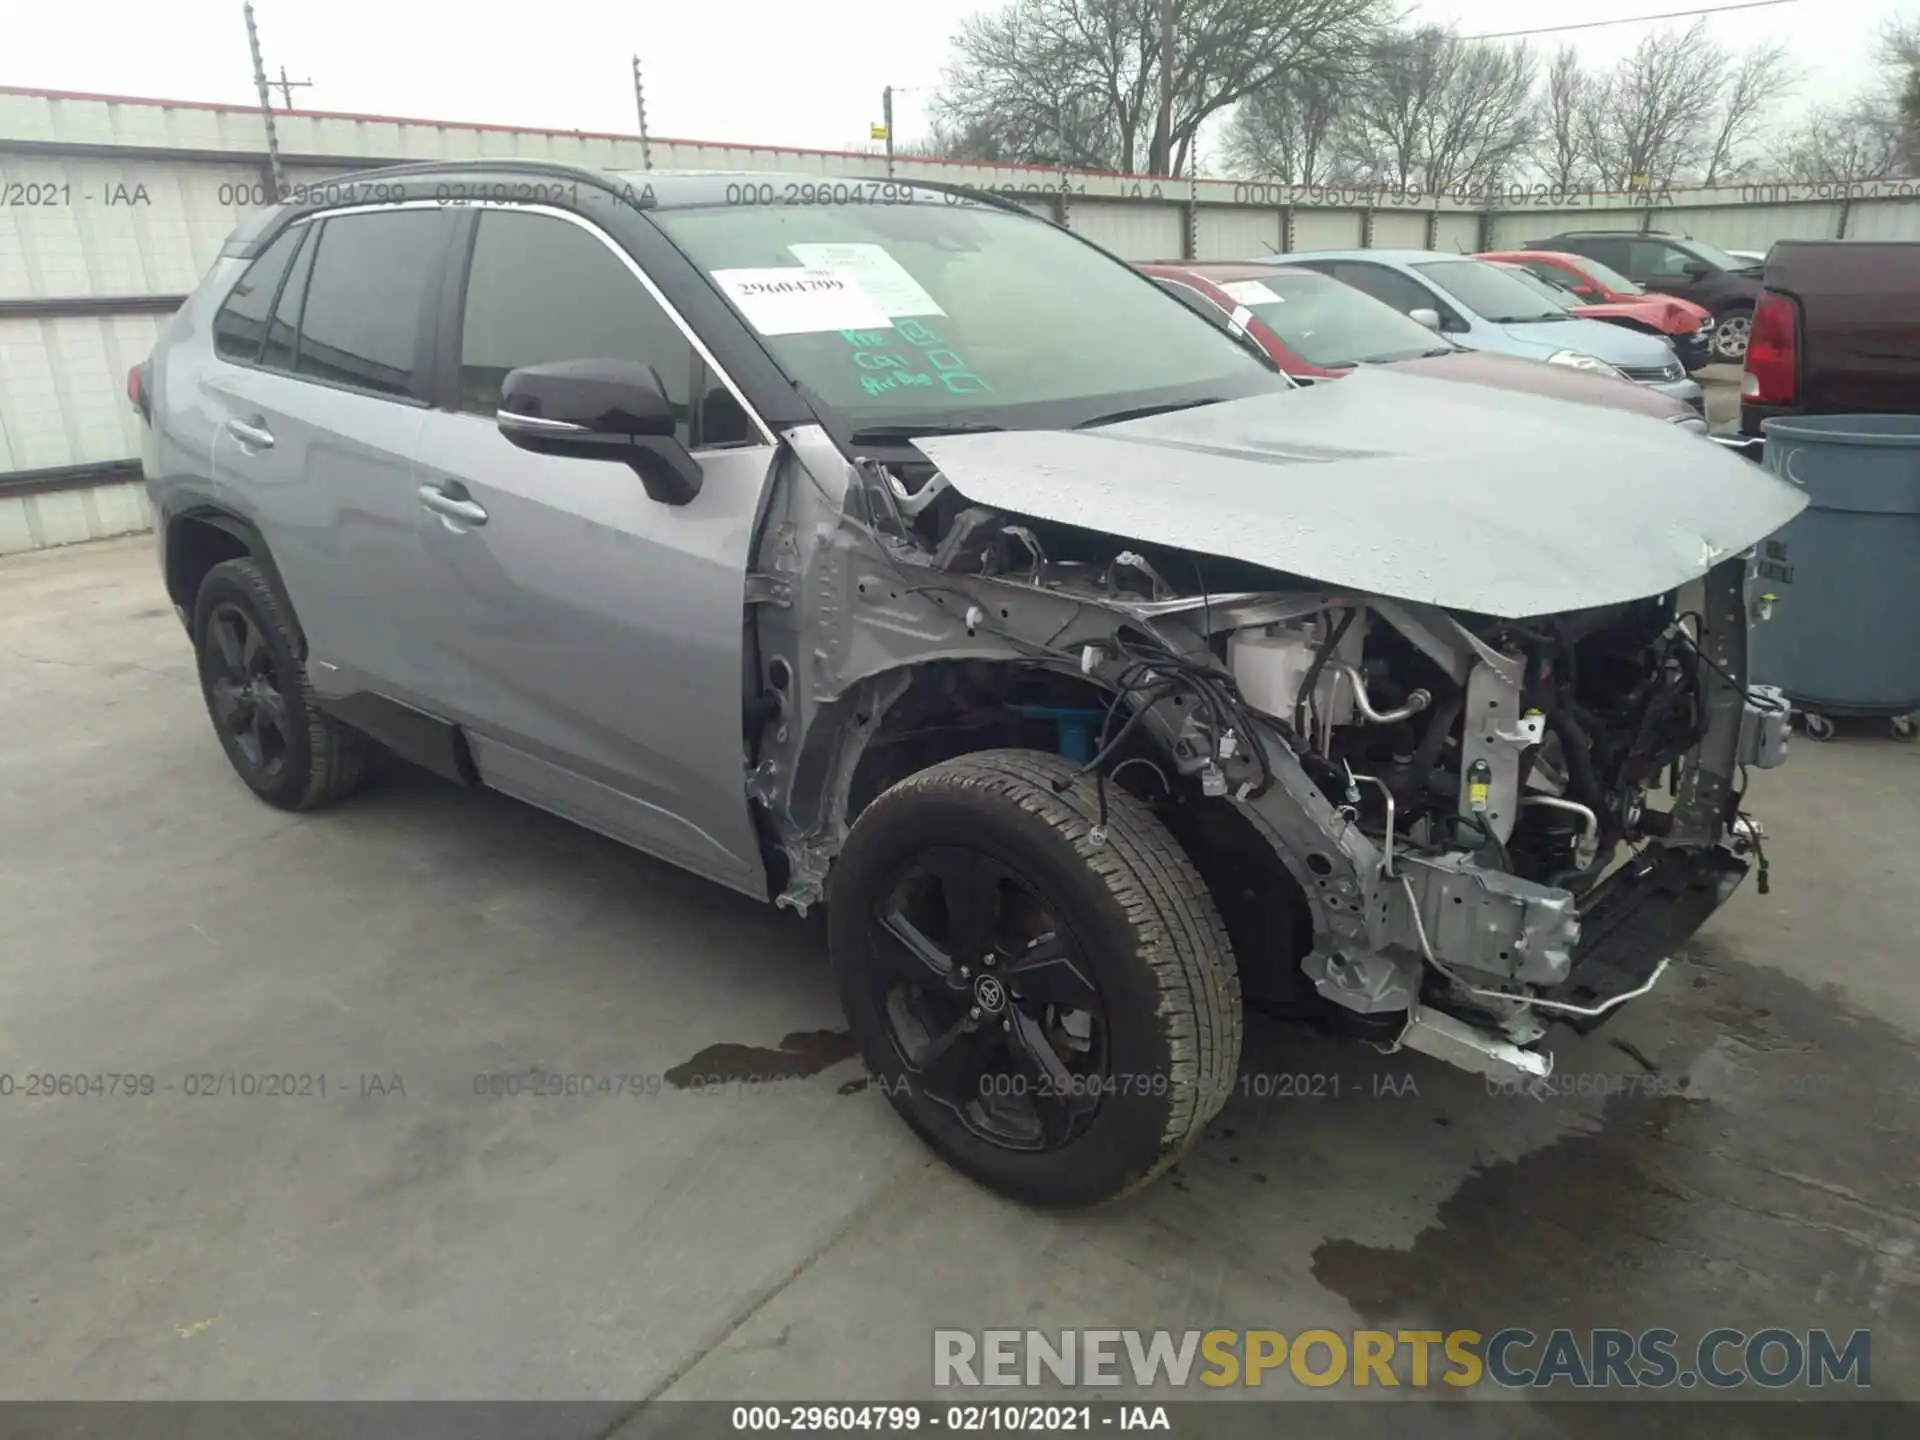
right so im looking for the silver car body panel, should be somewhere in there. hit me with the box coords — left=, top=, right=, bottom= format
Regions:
left=406, top=412, right=779, bottom=895
left=917, top=371, right=1805, bottom=618
left=152, top=199, right=777, bottom=899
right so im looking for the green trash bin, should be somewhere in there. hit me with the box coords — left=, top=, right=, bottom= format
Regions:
left=1750, top=414, right=1920, bottom=739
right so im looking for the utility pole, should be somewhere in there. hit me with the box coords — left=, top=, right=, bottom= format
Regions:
left=1155, top=0, right=1176, bottom=175
left=242, top=2, right=286, bottom=193
left=274, top=64, right=312, bottom=111
left=882, top=85, right=895, bottom=177
left=631, top=55, right=653, bottom=172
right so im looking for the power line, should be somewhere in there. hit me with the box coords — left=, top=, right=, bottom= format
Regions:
left=1459, top=0, right=1805, bottom=42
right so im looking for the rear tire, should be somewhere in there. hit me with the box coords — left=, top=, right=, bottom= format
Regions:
left=192, top=558, right=374, bottom=811
left=829, top=749, right=1241, bottom=1206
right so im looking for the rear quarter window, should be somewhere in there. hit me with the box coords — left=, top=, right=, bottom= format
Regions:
left=212, top=228, right=304, bottom=364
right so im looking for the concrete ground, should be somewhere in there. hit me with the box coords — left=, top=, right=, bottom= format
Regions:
left=2, top=536, right=1915, bottom=1428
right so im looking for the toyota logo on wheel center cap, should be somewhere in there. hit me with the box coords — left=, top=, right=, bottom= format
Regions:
left=973, top=974, right=1008, bottom=1013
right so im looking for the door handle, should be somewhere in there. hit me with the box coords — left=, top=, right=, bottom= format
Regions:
left=417, top=484, right=488, bottom=527
left=226, top=416, right=275, bottom=450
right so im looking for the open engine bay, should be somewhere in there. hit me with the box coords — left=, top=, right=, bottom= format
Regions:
left=748, top=408, right=1797, bottom=1086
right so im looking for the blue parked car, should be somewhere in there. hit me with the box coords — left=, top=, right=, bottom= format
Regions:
left=1261, top=250, right=1704, bottom=412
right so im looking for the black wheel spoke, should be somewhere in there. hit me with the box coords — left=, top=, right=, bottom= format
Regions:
left=923, top=846, right=1002, bottom=968
left=874, top=905, right=958, bottom=989
left=212, top=615, right=246, bottom=676
left=1002, top=932, right=1099, bottom=1009
left=254, top=685, right=294, bottom=748
left=208, top=679, right=246, bottom=732
left=239, top=617, right=269, bottom=677
left=1005, top=1008, right=1092, bottom=1147
left=911, top=1013, right=991, bottom=1108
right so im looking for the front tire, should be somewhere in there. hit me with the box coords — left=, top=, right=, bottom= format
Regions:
left=192, top=558, right=373, bottom=811
left=829, top=750, right=1241, bottom=1206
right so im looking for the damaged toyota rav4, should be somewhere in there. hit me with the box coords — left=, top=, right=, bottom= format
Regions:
left=138, top=164, right=1802, bottom=1206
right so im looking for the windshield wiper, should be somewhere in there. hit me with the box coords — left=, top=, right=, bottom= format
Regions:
left=1074, top=398, right=1225, bottom=429
left=848, top=421, right=1005, bottom=443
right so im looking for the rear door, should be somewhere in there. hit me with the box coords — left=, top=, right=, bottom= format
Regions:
left=208, top=205, right=455, bottom=704
left=406, top=204, right=777, bottom=896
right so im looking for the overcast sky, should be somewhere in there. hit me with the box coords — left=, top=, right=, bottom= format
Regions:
left=2, top=0, right=1904, bottom=161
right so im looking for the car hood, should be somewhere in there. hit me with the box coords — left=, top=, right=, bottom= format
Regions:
left=1496, top=316, right=1674, bottom=365
left=1381, top=350, right=1691, bottom=420
left=916, top=369, right=1805, bottom=620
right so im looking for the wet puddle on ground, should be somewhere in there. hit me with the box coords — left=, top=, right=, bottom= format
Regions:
left=1301, top=941, right=1920, bottom=1405
left=663, top=1028, right=858, bottom=1088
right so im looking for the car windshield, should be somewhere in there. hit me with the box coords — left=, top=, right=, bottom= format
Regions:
left=1412, top=259, right=1570, bottom=324
left=1211, top=271, right=1453, bottom=367
left=1495, top=265, right=1581, bottom=312
left=1564, top=254, right=1644, bottom=295
left=649, top=197, right=1278, bottom=431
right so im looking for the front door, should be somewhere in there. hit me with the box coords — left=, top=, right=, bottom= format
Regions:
left=408, top=205, right=778, bottom=897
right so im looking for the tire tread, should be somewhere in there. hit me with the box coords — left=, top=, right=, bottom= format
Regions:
left=859, top=749, right=1242, bottom=1199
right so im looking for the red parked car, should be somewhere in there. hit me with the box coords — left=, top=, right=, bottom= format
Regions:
left=1476, top=250, right=1715, bottom=371
left=1135, top=262, right=1710, bottom=426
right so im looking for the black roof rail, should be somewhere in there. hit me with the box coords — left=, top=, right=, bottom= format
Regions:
left=319, top=156, right=612, bottom=186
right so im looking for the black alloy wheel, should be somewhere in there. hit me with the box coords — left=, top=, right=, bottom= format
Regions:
left=203, top=601, right=296, bottom=781
left=830, top=750, right=1242, bottom=1206
left=869, top=845, right=1108, bottom=1151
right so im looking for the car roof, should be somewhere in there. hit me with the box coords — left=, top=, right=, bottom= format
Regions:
left=1477, top=249, right=1592, bottom=264
left=1144, top=261, right=1334, bottom=284
left=1264, top=249, right=1473, bottom=266
left=328, top=159, right=1030, bottom=212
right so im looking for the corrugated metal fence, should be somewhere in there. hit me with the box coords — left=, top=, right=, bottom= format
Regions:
left=4, top=84, right=1918, bottom=553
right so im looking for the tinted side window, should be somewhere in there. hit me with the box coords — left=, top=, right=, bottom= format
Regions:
left=294, top=211, right=445, bottom=400
left=457, top=210, right=694, bottom=445
left=260, top=225, right=316, bottom=372
left=1329, top=263, right=1434, bottom=315
left=1628, top=241, right=1693, bottom=277
left=212, top=227, right=303, bottom=363
left=1576, top=236, right=1631, bottom=270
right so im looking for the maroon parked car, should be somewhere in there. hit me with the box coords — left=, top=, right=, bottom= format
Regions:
left=1137, top=261, right=1711, bottom=429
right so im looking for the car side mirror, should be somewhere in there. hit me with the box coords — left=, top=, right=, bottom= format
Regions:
left=1409, top=307, right=1443, bottom=331
left=1681, top=260, right=1711, bottom=279
left=1572, top=283, right=1600, bottom=299
left=497, top=358, right=703, bottom=506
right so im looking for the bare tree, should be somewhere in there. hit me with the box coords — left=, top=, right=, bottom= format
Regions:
left=1770, top=101, right=1907, bottom=180
left=1701, top=43, right=1795, bottom=183
left=1577, top=22, right=1729, bottom=187
left=933, top=0, right=1383, bottom=174
left=1879, top=15, right=1920, bottom=171
left=1535, top=46, right=1594, bottom=190
left=1221, top=65, right=1351, bottom=184
left=1331, top=26, right=1538, bottom=191
left=1418, top=35, right=1539, bottom=190
left=1569, top=22, right=1796, bottom=187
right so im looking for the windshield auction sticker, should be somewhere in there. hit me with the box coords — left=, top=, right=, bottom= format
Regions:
left=786, top=243, right=947, bottom=318
left=1218, top=280, right=1282, bottom=305
left=710, top=266, right=892, bottom=335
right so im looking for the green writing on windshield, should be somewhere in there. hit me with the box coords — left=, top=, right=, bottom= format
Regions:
left=840, top=320, right=990, bottom=399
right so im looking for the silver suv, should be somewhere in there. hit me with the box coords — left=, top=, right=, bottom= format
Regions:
left=136, top=162, right=1800, bottom=1206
